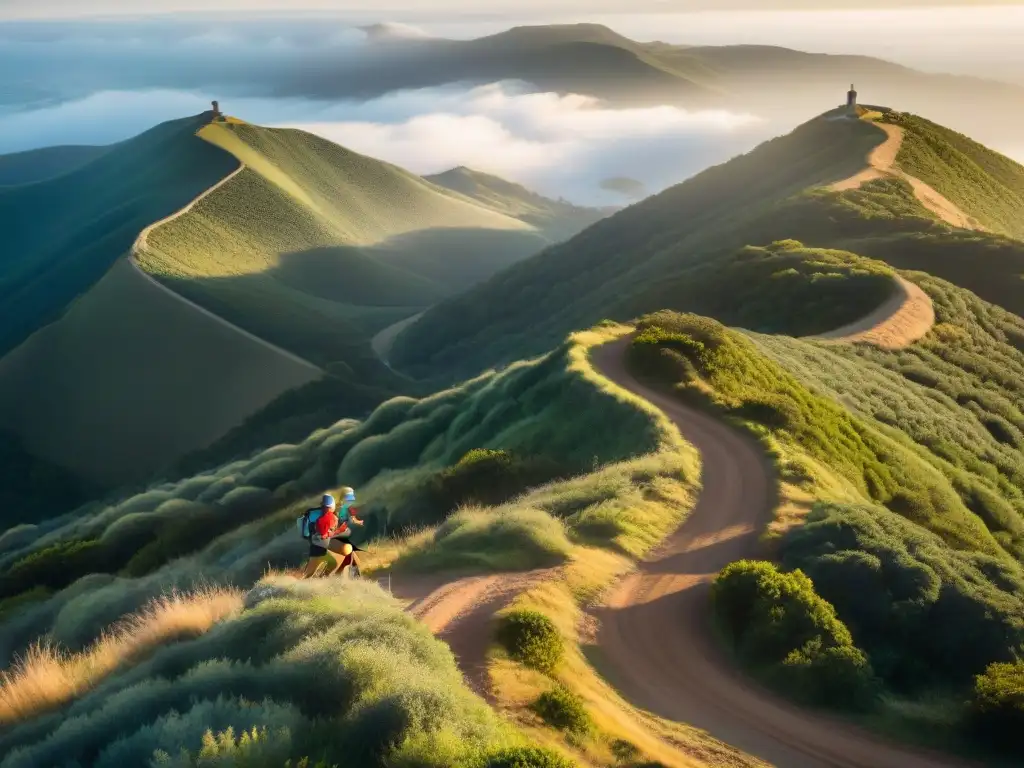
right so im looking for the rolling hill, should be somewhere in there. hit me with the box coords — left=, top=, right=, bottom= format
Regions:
left=0, top=113, right=238, bottom=360
left=324, top=23, right=1024, bottom=151
left=390, top=108, right=1024, bottom=380
left=0, top=112, right=595, bottom=489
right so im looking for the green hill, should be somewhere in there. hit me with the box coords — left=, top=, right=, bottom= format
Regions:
left=0, top=145, right=108, bottom=187
left=391, top=110, right=1024, bottom=379
left=425, top=166, right=610, bottom=241
left=0, top=114, right=590, bottom=489
left=0, top=113, right=238, bottom=360
left=138, top=120, right=550, bottom=369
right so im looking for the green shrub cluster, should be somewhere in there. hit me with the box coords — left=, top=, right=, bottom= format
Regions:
left=781, top=501, right=1024, bottom=691
left=496, top=610, right=564, bottom=674
left=968, top=660, right=1024, bottom=752
left=530, top=686, right=592, bottom=735
left=0, top=578, right=529, bottom=768
left=711, top=560, right=878, bottom=710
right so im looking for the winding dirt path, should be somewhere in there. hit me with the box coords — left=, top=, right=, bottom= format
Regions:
left=829, top=121, right=983, bottom=231
left=813, top=276, right=935, bottom=349
left=391, top=569, right=557, bottom=698
left=586, top=336, right=968, bottom=768
left=129, top=162, right=323, bottom=375
left=393, top=285, right=959, bottom=766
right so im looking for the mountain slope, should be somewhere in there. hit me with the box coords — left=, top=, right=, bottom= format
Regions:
left=0, top=145, right=108, bottom=187
left=138, top=119, right=549, bottom=369
left=391, top=110, right=1024, bottom=380
left=0, top=113, right=238, bottom=360
left=0, top=114, right=587, bottom=487
left=425, top=166, right=611, bottom=241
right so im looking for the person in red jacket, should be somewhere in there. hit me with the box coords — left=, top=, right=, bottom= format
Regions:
left=300, top=490, right=365, bottom=578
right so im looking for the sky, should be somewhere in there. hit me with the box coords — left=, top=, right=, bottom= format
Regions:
left=1, top=3, right=1022, bottom=202
left=2, top=0, right=1022, bottom=18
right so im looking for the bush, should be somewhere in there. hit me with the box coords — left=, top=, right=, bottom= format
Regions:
left=968, top=660, right=1024, bottom=751
left=711, top=560, right=877, bottom=710
left=530, top=686, right=591, bottom=734
left=485, top=746, right=576, bottom=768
left=496, top=610, right=563, bottom=673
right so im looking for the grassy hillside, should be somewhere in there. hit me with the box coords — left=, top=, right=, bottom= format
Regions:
left=139, top=120, right=549, bottom=369
left=425, top=166, right=610, bottom=241
left=882, top=111, right=1024, bottom=238
left=392, top=112, right=1024, bottom=379
left=0, top=113, right=238, bottom=360
left=0, top=325, right=713, bottom=767
left=630, top=268, right=1024, bottom=756
left=0, top=145, right=108, bottom=186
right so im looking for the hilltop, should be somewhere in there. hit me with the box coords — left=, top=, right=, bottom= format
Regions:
left=391, top=108, right=1024, bottom=379
left=0, top=113, right=586, bottom=488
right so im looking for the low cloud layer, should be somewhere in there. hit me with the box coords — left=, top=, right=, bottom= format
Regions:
left=0, top=83, right=773, bottom=206
left=284, top=82, right=770, bottom=204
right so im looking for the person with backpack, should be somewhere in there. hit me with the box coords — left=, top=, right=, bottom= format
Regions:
left=323, top=487, right=365, bottom=575
left=298, top=489, right=365, bottom=578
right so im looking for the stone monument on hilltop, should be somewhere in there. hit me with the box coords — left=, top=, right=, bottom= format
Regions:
left=211, top=100, right=222, bottom=119
left=846, top=84, right=858, bottom=115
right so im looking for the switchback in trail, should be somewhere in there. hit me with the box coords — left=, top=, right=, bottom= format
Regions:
left=390, top=279, right=972, bottom=767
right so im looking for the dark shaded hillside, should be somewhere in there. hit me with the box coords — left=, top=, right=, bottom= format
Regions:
left=0, top=145, right=108, bottom=186
left=0, top=112, right=238, bottom=359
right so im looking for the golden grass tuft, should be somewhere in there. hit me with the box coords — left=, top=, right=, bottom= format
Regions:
left=0, top=586, right=242, bottom=726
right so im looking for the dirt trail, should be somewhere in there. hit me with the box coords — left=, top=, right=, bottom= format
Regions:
left=586, top=337, right=970, bottom=768
left=129, top=162, right=323, bottom=375
left=829, top=121, right=983, bottom=231
left=813, top=276, right=935, bottom=349
left=391, top=569, right=556, bottom=698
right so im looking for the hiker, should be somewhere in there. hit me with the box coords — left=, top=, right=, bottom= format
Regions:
left=298, top=490, right=364, bottom=578
left=323, top=487, right=365, bottom=575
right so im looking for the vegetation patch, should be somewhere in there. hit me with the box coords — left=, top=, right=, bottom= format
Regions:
left=531, top=686, right=593, bottom=735
left=496, top=610, right=564, bottom=674
left=711, top=560, right=878, bottom=710
left=969, top=660, right=1024, bottom=752
left=0, top=576, right=537, bottom=768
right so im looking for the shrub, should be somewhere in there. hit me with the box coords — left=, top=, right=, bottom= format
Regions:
left=485, top=746, right=576, bottom=768
left=530, top=686, right=591, bottom=734
left=968, top=660, right=1024, bottom=751
left=711, top=560, right=877, bottom=710
left=496, top=610, right=563, bottom=673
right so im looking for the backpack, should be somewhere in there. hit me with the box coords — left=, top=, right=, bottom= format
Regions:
left=297, top=507, right=324, bottom=540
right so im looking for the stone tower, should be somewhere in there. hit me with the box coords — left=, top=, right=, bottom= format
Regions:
left=846, top=84, right=858, bottom=115
left=211, top=100, right=222, bottom=118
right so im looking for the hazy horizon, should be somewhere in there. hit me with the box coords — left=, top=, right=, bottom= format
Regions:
left=3, top=5, right=1023, bottom=202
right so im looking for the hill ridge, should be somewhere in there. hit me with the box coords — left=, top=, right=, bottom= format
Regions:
left=829, top=117, right=984, bottom=230
left=130, top=139, right=322, bottom=374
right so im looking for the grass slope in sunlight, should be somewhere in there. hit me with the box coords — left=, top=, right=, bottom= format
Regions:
left=140, top=120, right=549, bottom=369
left=882, top=111, right=1024, bottom=238
left=0, top=577, right=561, bottom=768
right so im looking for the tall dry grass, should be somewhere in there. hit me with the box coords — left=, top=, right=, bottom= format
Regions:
left=0, top=586, right=242, bottom=726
